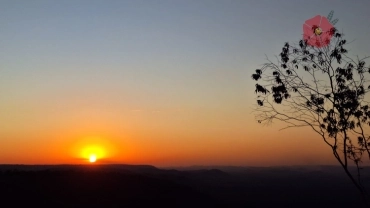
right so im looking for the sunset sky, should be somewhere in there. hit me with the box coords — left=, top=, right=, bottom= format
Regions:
left=1, top=0, right=370, bottom=166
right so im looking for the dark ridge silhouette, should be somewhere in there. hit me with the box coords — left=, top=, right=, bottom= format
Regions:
left=0, top=165, right=222, bottom=207
left=0, top=165, right=368, bottom=207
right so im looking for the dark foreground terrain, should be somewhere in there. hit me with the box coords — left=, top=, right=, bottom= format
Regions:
left=0, top=165, right=369, bottom=207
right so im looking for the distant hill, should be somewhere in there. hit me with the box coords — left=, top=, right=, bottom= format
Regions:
left=0, top=164, right=368, bottom=207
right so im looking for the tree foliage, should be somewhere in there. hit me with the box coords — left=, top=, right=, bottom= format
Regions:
left=252, top=27, right=370, bottom=204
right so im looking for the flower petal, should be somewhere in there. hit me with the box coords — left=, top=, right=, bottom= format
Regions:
left=304, top=34, right=317, bottom=47
left=319, top=16, right=333, bottom=31
left=304, top=15, right=321, bottom=28
left=303, top=24, right=314, bottom=41
left=320, top=33, right=332, bottom=47
left=311, top=36, right=321, bottom=47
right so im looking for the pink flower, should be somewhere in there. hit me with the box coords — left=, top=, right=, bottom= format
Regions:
left=303, top=15, right=334, bottom=48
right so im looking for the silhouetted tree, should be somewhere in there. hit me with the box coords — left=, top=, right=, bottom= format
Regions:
left=252, top=28, right=370, bottom=205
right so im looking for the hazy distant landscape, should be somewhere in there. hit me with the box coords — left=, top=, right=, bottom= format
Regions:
left=1, top=165, right=368, bottom=207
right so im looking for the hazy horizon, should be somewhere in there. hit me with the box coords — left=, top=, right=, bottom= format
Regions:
left=1, top=0, right=370, bottom=166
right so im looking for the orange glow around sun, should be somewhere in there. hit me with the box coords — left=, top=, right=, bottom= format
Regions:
left=81, top=145, right=105, bottom=163
left=69, top=136, right=118, bottom=164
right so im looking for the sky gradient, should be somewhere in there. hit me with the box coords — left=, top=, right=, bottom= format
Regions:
left=1, top=0, right=370, bottom=166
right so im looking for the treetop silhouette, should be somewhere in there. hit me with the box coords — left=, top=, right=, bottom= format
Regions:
left=252, top=11, right=370, bottom=206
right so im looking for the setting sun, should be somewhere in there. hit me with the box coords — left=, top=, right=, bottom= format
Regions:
left=71, top=137, right=117, bottom=164
left=89, top=155, right=97, bottom=163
